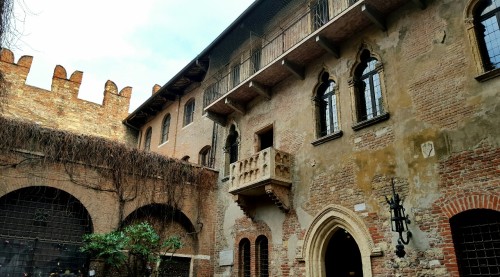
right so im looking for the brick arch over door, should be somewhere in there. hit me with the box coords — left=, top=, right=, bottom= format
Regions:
left=433, top=192, right=500, bottom=277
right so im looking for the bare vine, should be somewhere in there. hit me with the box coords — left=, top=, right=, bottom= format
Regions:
left=0, top=116, right=216, bottom=225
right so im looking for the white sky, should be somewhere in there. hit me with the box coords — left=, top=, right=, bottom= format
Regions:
left=8, top=0, right=254, bottom=111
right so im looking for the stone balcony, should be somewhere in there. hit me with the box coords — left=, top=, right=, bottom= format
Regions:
left=228, top=147, right=292, bottom=219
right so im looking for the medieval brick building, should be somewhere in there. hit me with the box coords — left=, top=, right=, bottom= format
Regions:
left=1, top=0, right=499, bottom=276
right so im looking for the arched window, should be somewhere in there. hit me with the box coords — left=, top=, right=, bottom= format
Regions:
left=450, top=209, right=500, bottom=276
left=144, top=127, right=152, bottom=151
left=199, top=146, right=212, bottom=167
left=475, top=0, right=500, bottom=71
left=353, top=50, right=385, bottom=123
left=315, top=72, right=339, bottom=137
left=239, top=238, right=251, bottom=277
left=184, top=98, right=195, bottom=126
left=160, top=114, right=171, bottom=144
left=181, top=156, right=190, bottom=162
left=256, top=236, right=269, bottom=277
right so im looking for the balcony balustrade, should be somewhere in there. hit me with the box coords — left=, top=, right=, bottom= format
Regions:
left=228, top=147, right=293, bottom=218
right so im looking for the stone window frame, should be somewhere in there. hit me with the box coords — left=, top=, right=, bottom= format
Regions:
left=183, top=98, right=195, bottom=127
left=311, top=70, right=343, bottom=146
left=349, top=47, right=390, bottom=131
left=160, top=113, right=171, bottom=144
left=465, top=0, right=500, bottom=81
left=224, top=123, right=240, bottom=177
left=144, top=127, right=152, bottom=151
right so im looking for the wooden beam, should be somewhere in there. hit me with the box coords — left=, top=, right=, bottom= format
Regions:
left=410, top=0, right=426, bottom=9
left=195, top=59, right=208, bottom=72
left=249, top=81, right=271, bottom=100
left=361, top=4, right=386, bottom=31
left=206, top=111, right=227, bottom=126
left=225, top=98, right=246, bottom=115
left=315, top=36, right=340, bottom=58
left=281, top=59, right=305, bottom=80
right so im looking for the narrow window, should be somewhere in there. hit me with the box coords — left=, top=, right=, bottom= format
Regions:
left=232, top=64, right=241, bottom=88
left=251, top=48, right=262, bottom=74
left=315, top=72, right=339, bottom=137
left=199, top=146, right=212, bottom=167
left=475, top=0, right=500, bottom=70
left=144, top=127, right=152, bottom=151
left=256, top=236, right=269, bottom=277
left=225, top=125, right=239, bottom=175
left=239, top=238, right=251, bottom=277
left=160, top=114, right=171, bottom=144
left=354, top=50, right=384, bottom=122
left=450, top=209, right=500, bottom=276
left=184, top=99, right=195, bottom=126
left=311, top=0, right=329, bottom=30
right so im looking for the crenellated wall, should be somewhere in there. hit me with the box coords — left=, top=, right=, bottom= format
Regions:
left=0, top=48, right=135, bottom=144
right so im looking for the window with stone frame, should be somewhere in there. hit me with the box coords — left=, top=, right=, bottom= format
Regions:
left=160, top=114, right=171, bottom=144
left=256, top=236, right=269, bottom=277
left=315, top=71, right=340, bottom=138
left=183, top=98, right=195, bottom=126
left=351, top=49, right=386, bottom=125
left=239, top=238, right=251, bottom=277
left=199, top=145, right=212, bottom=167
left=475, top=0, right=500, bottom=71
left=224, top=124, right=239, bottom=176
left=144, top=127, right=152, bottom=151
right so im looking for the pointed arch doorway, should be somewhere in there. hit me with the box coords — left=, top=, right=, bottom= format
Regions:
left=304, top=205, right=378, bottom=277
left=325, top=228, right=363, bottom=277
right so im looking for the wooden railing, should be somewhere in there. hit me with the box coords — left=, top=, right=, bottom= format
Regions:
left=203, top=0, right=360, bottom=109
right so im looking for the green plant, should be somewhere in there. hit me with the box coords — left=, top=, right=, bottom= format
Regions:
left=81, top=222, right=182, bottom=276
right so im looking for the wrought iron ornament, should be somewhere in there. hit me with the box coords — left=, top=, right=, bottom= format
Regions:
left=385, top=178, right=412, bottom=258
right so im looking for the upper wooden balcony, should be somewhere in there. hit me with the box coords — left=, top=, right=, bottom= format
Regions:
left=228, top=147, right=292, bottom=218
left=203, top=0, right=423, bottom=125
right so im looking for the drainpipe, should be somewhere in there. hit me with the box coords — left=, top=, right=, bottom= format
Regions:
left=172, top=96, right=181, bottom=157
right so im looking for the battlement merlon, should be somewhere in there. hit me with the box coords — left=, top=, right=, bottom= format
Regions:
left=0, top=48, right=33, bottom=82
left=0, top=48, right=133, bottom=115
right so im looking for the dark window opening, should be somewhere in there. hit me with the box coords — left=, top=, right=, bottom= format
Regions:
left=354, top=50, right=384, bottom=122
left=184, top=99, right=195, bottom=126
left=158, top=256, right=191, bottom=277
left=256, top=236, right=269, bottom=277
left=232, top=64, right=241, bottom=88
left=199, top=146, right=212, bottom=167
left=239, top=239, right=251, bottom=277
left=225, top=125, right=239, bottom=176
left=325, top=228, right=362, bottom=277
left=258, top=127, right=273, bottom=151
left=315, top=72, right=339, bottom=137
left=451, top=209, right=500, bottom=277
left=144, top=127, right=152, bottom=151
left=476, top=0, right=500, bottom=70
left=312, top=0, right=329, bottom=30
left=161, top=114, right=171, bottom=144
left=181, top=156, right=190, bottom=162
left=251, top=48, right=262, bottom=74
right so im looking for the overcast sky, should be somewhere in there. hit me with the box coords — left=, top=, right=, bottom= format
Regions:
left=8, top=0, right=254, bottom=111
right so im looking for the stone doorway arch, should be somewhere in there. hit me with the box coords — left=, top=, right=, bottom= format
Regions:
left=303, top=204, right=380, bottom=277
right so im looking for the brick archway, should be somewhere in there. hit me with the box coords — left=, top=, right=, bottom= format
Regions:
left=433, top=192, right=500, bottom=276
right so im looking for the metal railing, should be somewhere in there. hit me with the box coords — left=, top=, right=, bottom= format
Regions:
left=203, top=0, right=359, bottom=109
